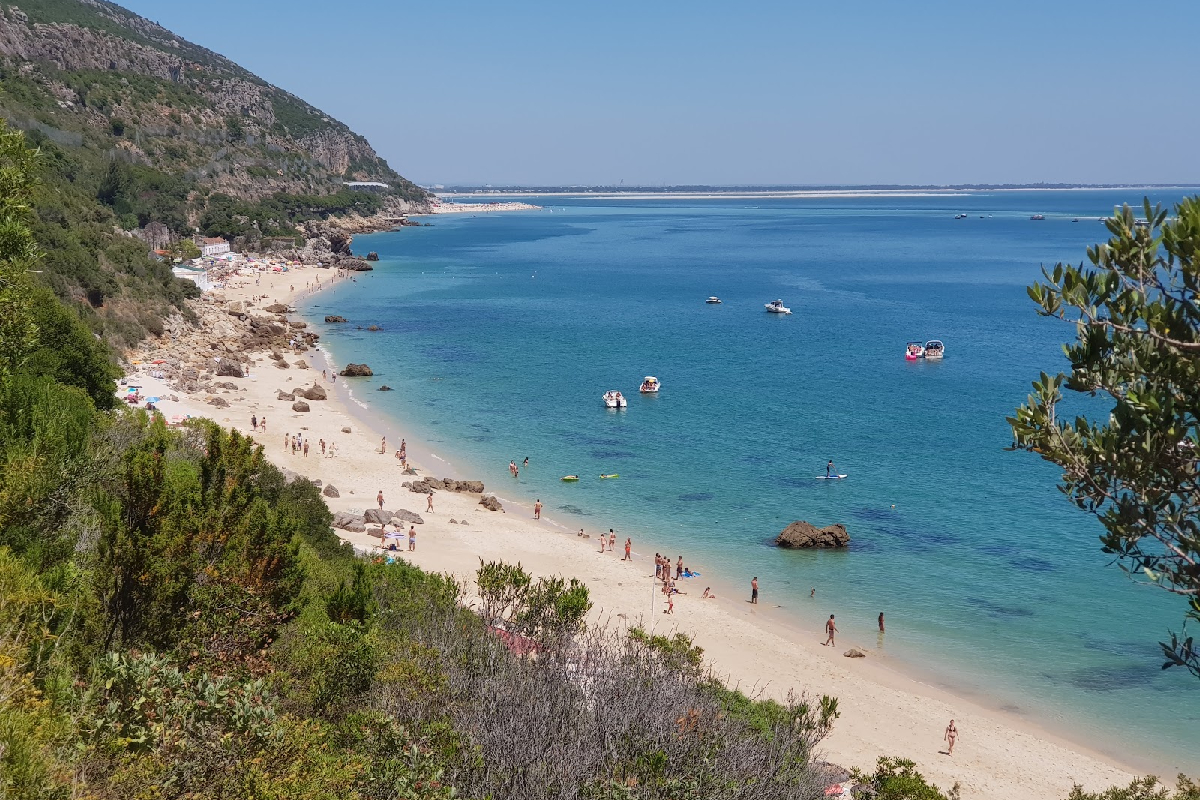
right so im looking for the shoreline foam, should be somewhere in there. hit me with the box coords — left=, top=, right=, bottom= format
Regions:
left=125, top=261, right=1158, bottom=799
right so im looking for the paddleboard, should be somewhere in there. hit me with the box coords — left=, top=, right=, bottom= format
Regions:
left=561, top=475, right=579, bottom=482
left=816, top=474, right=848, bottom=480
left=600, top=474, right=619, bottom=479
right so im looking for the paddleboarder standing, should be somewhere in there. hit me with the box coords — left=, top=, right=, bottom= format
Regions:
left=826, top=459, right=835, bottom=478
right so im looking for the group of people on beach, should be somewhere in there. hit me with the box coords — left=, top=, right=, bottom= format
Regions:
left=279, top=430, right=338, bottom=458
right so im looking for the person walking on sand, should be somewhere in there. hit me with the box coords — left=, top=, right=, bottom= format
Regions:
left=623, top=538, right=631, bottom=561
left=824, top=615, right=838, bottom=646
left=377, top=490, right=385, bottom=511
left=534, top=499, right=542, bottom=520
left=381, top=436, right=387, bottom=454
left=878, top=612, right=885, bottom=633
left=260, top=416, right=266, bottom=433
left=320, top=439, right=326, bottom=456
left=944, top=720, right=957, bottom=755
left=426, top=491, right=434, bottom=512
left=598, top=535, right=605, bottom=554
left=654, top=553, right=662, bottom=579
left=609, top=530, right=616, bottom=551
left=665, top=594, right=674, bottom=614
left=675, top=556, right=683, bottom=580
left=750, top=577, right=759, bottom=604
left=251, top=414, right=257, bottom=431
left=408, top=525, right=416, bottom=552
left=283, top=433, right=289, bottom=452
left=303, top=440, right=309, bottom=457
left=399, top=439, right=406, bottom=459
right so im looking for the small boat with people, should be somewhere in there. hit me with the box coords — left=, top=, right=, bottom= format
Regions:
left=924, top=339, right=945, bottom=360
left=603, top=390, right=627, bottom=409
left=706, top=296, right=722, bottom=304
left=765, top=299, right=792, bottom=314
left=905, top=341, right=925, bottom=360
left=639, top=376, right=660, bottom=393
left=561, top=475, right=580, bottom=482
left=1030, top=214, right=1046, bottom=221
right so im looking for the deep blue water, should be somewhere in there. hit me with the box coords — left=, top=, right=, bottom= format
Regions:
left=302, top=190, right=1200, bottom=771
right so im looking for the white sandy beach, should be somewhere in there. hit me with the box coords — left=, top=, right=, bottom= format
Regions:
left=124, top=265, right=1149, bottom=800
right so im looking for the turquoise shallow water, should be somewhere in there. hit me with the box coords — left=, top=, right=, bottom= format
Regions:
left=303, top=190, right=1200, bottom=772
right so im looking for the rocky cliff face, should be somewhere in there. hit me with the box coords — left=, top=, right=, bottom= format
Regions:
left=0, top=0, right=430, bottom=205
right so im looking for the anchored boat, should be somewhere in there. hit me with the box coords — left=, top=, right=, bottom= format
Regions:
left=765, top=299, right=792, bottom=314
left=639, top=376, right=660, bottom=393
left=603, top=390, right=627, bottom=409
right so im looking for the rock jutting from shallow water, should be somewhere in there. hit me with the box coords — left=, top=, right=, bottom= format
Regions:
left=325, top=315, right=348, bottom=323
left=365, top=251, right=379, bottom=261
left=478, top=494, right=503, bottom=512
left=378, top=385, right=393, bottom=391
left=341, top=363, right=373, bottom=377
left=774, top=521, right=850, bottom=548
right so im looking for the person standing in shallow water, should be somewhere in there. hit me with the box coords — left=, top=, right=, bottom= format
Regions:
left=878, top=612, right=885, bottom=633
left=533, top=499, right=542, bottom=520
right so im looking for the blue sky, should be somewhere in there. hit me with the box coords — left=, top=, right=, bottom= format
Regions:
left=119, top=0, right=1199, bottom=186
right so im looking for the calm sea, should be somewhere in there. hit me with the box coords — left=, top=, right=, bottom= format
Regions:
left=302, top=190, right=1200, bottom=772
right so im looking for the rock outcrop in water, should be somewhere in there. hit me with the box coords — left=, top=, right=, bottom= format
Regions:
left=341, top=363, right=373, bottom=377
left=775, top=521, right=850, bottom=548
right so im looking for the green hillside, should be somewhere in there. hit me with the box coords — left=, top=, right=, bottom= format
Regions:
left=0, top=0, right=430, bottom=347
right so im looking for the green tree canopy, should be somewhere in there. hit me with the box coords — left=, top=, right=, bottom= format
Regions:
left=1010, top=198, right=1200, bottom=677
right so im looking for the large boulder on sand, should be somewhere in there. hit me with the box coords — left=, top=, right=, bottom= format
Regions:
left=297, top=383, right=327, bottom=400
left=332, top=511, right=363, bottom=529
left=292, top=400, right=310, bottom=412
left=216, top=360, right=244, bottom=378
left=276, top=390, right=295, bottom=401
left=264, top=303, right=288, bottom=313
left=774, top=521, right=850, bottom=548
left=389, top=510, right=424, bottom=525
left=478, top=494, right=503, bottom=512
left=363, top=508, right=391, bottom=524
left=844, top=648, right=868, bottom=658
left=341, top=363, right=373, bottom=377
left=322, top=484, right=340, bottom=498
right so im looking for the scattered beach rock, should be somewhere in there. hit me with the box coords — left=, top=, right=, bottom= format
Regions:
left=775, top=521, right=850, bottom=548
left=290, top=320, right=308, bottom=329
left=215, top=381, right=238, bottom=390
left=478, top=495, right=503, bottom=512
left=378, top=385, right=393, bottom=391
left=322, top=484, right=340, bottom=498
left=274, top=360, right=290, bottom=369
left=216, top=360, right=245, bottom=378
left=279, top=468, right=303, bottom=484
left=276, top=390, right=295, bottom=401
left=291, top=400, right=310, bottom=412
left=363, top=509, right=392, bottom=524
left=312, top=480, right=323, bottom=488
left=294, top=359, right=309, bottom=369
left=341, top=426, right=352, bottom=433
left=389, top=509, right=424, bottom=525
left=226, top=300, right=244, bottom=315
left=206, top=396, right=229, bottom=408
left=332, top=511, right=363, bottom=528
left=844, top=648, right=867, bottom=659
left=297, top=384, right=327, bottom=400
left=324, top=315, right=348, bottom=323
left=341, top=363, right=373, bottom=377
left=264, top=303, right=288, bottom=313
left=365, top=251, right=379, bottom=261
left=449, top=518, right=457, bottom=524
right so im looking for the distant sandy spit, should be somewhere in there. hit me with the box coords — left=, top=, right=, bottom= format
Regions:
left=123, top=261, right=1144, bottom=800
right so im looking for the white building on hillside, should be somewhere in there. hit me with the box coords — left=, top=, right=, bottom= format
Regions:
left=172, top=264, right=212, bottom=292
left=199, top=237, right=230, bottom=257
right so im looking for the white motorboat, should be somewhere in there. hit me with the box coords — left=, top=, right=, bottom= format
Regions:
left=924, top=339, right=945, bottom=360
left=603, top=390, right=627, bottom=409
left=765, top=299, right=791, bottom=314
left=639, top=376, right=660, bottom=393
left=706, top=296, right=722, bottom=304
left=905, top=341, right=925, bottom=361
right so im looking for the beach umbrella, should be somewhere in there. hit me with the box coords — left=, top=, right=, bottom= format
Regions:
left=145, top=397, right=161, bottom=404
